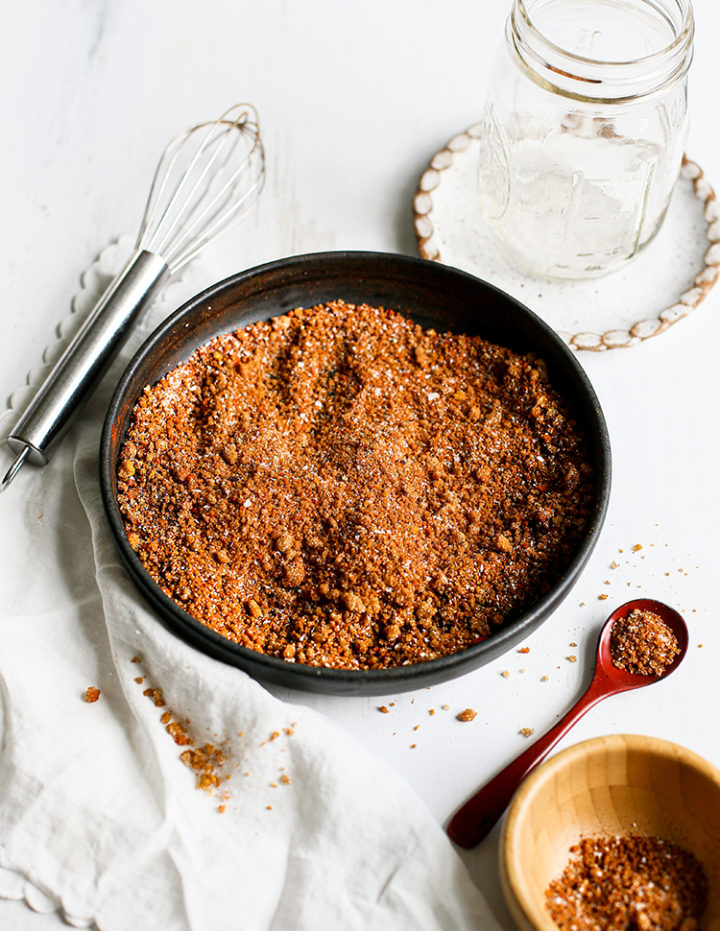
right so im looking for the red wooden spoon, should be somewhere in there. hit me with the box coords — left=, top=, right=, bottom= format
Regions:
left=446, top=598, right=688, bottom=849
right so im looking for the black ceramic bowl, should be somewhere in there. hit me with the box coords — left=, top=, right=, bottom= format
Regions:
left=100, top=251, right=610, bottom=696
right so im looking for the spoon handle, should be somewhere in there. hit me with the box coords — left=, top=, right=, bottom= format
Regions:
left=446, top=675, right=610, bottom=848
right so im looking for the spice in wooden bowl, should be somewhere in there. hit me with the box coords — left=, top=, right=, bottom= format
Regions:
left=545, top=833, right=708, bottom=930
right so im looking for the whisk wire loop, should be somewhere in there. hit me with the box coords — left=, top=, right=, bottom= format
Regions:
left=162, top=131, right=263, bottom=269
left=135, top=103, right=265, bottom=274
left=146, top=114, right=240, bottom=257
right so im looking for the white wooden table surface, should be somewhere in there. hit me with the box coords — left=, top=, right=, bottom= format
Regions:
left=2, top=1, right=719, bottom=927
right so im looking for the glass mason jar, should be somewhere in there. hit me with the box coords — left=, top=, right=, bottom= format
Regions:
left=477, top=0, right=694, bottom=278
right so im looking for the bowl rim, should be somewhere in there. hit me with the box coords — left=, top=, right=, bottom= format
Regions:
left=100, top=249, right=611, bottom=694
left=501, top=733, right=720, bottom=931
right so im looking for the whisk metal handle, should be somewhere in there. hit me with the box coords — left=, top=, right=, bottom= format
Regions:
left=7, top=249, right=169, bottom=465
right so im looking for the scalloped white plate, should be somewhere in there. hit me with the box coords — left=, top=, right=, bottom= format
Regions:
left=414, top=125, right=720, bottom=351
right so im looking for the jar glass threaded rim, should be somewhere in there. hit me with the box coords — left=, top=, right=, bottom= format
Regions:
left=510, top=0, right=694, bottom=101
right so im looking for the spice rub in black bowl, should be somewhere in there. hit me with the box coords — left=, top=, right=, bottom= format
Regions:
left=117, top=298, right=594, bottom=671
left=102, top=252, right=610, bottom=694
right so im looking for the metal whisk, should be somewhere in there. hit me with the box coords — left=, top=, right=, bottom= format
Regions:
left=2, top=103, right=265, bottom=490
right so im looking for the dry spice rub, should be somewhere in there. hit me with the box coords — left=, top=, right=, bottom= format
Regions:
left=611, top=608, right=680, bottom=676
left=546, top=834, right=708, bottom=930
left=117, top=300, right=594, bottom=670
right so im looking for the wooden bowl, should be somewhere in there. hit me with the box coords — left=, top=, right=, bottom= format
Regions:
left=501, top=734, right=720, bottom=931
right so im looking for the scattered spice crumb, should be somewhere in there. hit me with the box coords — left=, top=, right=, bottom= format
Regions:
left=518, top=646, right=530, bottom=654
left=84, top=687, right=101, bottom=703
left=280, top=774, right=291, bottom=785
left=519, top=668, right=526, bottom=674
left=567, top=655, right=577, bottom=663
left=137, top=678, right=229, bottom=795
left=632, top=543, right=643, bottom=552
left=378, top=705, right=390, bottom=714
left=134, top=676, right=144, bottom=684
left=269, top=781, right=278, bottom=788
left=283, top=727, right=295, bottom=736
left=698, top=644, right=703, bottom=649
left=610, top=561, right=618, bottom=569
left=599, top=593, right=608, bottom=600
left=266, top=806, right=272, bottom=811
left=217, top=804, right=226, bottom=813
left=569, top=642, right=577, bottom=647
left=410, top=744, right=417, bottom=749
left=457, top=708, right=477, bottom=722
left=269, top=730, right=280, bottom=741
left=501, top=669, right=511, bottom=678
left=179, top=742, right=227, bottom=790
left=413, top=725, right=420, bottom=731
left=131, top=656, right=141, bottom=664
left=541, top=675, right=549, bottom=682
left=166, top=722, right=192, bottom=746
left=428, top=708, right=435, bottom=716
left=143, top=687, right=166, bottom=707
left=441, top=704, right=450, bottom=711
left=520, top=727, right=535, bottom=737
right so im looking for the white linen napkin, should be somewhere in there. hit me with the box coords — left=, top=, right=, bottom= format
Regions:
left=0, top=247, right=498, bottom=930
